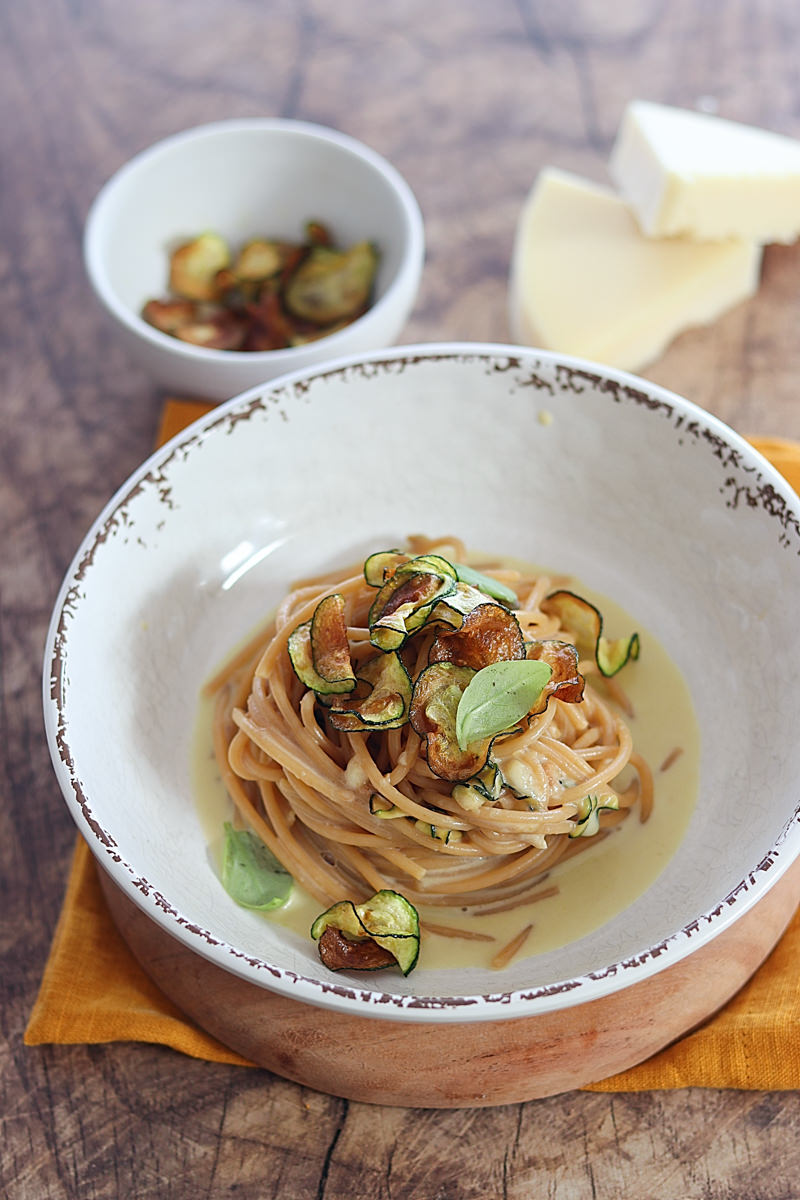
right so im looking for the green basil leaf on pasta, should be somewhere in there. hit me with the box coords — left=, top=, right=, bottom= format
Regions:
left=455, top=659, right=553, bottom=751
left=222, top=822, right=293, bottom=911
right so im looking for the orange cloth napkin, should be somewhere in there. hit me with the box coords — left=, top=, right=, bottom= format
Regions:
left=25, top=400, right=800, bottom=1091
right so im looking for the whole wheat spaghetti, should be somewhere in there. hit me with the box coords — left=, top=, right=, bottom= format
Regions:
left=207, top=537, right=651, bottom=915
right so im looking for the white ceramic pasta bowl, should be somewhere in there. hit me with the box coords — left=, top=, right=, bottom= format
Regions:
left=44, top=344, right=800, bottom=1029
left=83, top=119, right=424, bottom=400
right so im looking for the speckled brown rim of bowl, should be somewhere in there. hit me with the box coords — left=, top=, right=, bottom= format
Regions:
left=43, top=342, right=800, bottom=1022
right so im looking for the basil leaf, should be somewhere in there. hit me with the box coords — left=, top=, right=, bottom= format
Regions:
left=222, top=822, right=293, bottom=911
left=454, top=562, right=518, bottom=608
left=455, top=659, right=552, bottom=750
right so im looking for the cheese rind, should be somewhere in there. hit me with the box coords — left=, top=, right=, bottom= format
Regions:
left=508, top=168, right=761, bottom=373
left=610, top=100, right=800, bottom=242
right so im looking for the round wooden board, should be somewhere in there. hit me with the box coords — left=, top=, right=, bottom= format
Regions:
left=99, top=860, right=800, bottom=1108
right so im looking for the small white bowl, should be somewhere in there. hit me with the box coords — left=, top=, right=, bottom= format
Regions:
left=44, top=344, right=800, bottom=1053
left=83, top=119, right=425, bottom=400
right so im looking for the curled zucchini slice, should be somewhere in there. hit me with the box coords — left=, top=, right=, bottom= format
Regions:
left=368, top=552, right=456, bottom=605
left=141, top=298, right=196, bottom=335
left=569, top=793, right=620, bottom=838
left=429, top=582, right=493, bottom=629
left=396, top=553, right=457, bottom=580
left=369, top=571, right=456, bottom=651
left=409, top=661, right=491, bottom=781
left=327, top=651, right=412, bottom=730
left=315, top=927, right=397, bottom=971
left=287, top=593, right=356, bottom=695
left=526, top=639, right=585, bottom=712
left=368, top=553, right=458, bottom=649
left=174, top=310, right=248, bottom=350
left=543, top=590, right=640, bottom=677
left=287, top=621, right=330, bottom=693
left=310, top=593, right=356, bottom=692
left=368, top=794, right=407, bottom=819
left=428, top=602, right=526, bottom=669
left=284, top=241, right=378, bottom=325
left=451, top=761, right=505, bottom=811
left=169, top=232, right=230, bottom=301
left=363, top=549, right=408, bottom=587
left=234, top=238, right=285, bottom=281
left=311, top=889, right=420, bottom=975
left=214, top=266, right=260, bottom=309
left=415, top=820, right=462, bottom=845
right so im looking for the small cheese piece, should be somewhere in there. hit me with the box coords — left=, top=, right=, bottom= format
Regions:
left=610, top=100, right=800, bottom=242
left=508, top=168, right=761, bottom=373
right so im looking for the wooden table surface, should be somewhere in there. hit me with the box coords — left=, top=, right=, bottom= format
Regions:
left=4, top=2, right=800, bottom=1196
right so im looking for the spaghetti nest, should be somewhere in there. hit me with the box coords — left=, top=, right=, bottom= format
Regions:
left=207, top=537, right=652, bottom=915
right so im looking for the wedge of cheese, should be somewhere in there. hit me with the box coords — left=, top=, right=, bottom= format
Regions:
left=610, top=100, right=800, bottom=242
left=508, top=168, right=761, bottom=373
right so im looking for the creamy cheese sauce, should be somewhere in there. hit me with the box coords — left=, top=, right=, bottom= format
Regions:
left=192, top=576, right=699, bottom=971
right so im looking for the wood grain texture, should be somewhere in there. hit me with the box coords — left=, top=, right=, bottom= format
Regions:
left=97, top=859, right=800, bottom=1108
left=4, top=0, right=800, bottom=1195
